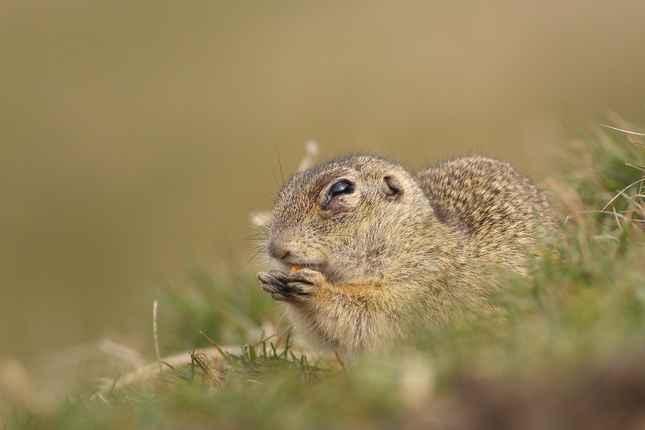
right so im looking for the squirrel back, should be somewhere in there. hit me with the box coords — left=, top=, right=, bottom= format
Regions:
left=416, top=156, right=558, bottom=275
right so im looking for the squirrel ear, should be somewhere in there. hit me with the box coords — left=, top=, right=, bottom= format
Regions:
left=382, top=175, right=403, bottom=200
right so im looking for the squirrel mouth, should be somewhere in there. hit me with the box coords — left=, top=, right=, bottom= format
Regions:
left=272, top=259, right=321, bottom=274
left=282, top=262, right=324, bottom=274
left=289, top=263, right=322, bottom=272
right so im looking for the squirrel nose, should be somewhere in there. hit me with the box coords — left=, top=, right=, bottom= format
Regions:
left=267, top=240, right=290, bottom=261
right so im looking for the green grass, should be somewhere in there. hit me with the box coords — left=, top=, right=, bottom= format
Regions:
left=3, top=120, right=645, bottom=430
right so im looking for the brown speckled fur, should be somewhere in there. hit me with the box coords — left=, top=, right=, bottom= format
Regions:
left=257, top=155, right=558, bottom=358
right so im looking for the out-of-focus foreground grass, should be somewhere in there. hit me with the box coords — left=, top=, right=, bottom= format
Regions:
left=2, top=121, right=645, bottom=430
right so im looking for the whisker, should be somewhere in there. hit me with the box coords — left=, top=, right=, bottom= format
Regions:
left=269, top=160, right=280, bottom=190
left=238, top=248, right=266, bottom=275
left=276, top=146, right=285, bottom=187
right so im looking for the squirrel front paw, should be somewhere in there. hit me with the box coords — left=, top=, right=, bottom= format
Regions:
left=257, top=268, right=324, bottom=302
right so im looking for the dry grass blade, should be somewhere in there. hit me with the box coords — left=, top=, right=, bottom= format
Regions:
left=597, top=125, right=645, bottom=225
left=601, top=124, right=645, bottom=136
left=200, top=331, right=233, bottom=364
left=601, top=177, right=645, bottom=212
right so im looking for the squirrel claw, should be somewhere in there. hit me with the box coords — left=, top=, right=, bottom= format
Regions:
left=257, top=269, right=322, bottom=302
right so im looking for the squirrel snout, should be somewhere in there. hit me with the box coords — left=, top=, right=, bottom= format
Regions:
left=267, top=240, right=291, bottom=261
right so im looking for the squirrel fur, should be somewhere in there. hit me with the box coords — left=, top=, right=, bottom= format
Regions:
left=257, top=154, right=558, bottom=358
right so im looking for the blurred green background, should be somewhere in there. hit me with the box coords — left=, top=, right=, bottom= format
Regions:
left=1, top=1, right=644, bottom=368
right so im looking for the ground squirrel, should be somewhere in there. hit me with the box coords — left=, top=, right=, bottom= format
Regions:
left=257, top=154, right=558, bottom=358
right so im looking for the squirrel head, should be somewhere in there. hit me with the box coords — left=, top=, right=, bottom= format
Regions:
left=265, top=155, right=434, bottom=284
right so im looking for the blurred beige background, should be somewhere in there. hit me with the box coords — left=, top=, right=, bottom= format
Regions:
left=1, top=1, right=644, bottom=367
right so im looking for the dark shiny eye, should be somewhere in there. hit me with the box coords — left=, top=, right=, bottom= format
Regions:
left=330, top=181, right=354, bottom=198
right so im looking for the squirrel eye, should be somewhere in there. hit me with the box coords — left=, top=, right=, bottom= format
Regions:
left=330, top=181, right=354, bottom=198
